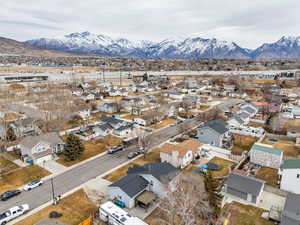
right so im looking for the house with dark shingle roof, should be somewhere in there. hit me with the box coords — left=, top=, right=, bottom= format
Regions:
left=250, top=143, right=283, bottom=169
left=224, top=172, right=265, bottom=205
left=20, top=132, right=64, bottom=164
left=280, top=159, right=300, bottom=194
left=108, top=162, right=179, bottom=208
left=197, top=118, right=229, bottom=147
left=280, top=193, right=300, bottom=225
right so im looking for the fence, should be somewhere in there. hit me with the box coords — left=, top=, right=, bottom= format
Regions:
left=78, top=216, right=92, bottom=225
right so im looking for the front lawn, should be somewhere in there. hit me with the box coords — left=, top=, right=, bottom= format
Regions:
left=0, top=156, right=19, bottom=173
left=0, top=165, right=50, bottom=193
left=150, top=119, right=177, bottom=129
left=16, top=189, right=97, bottom=225
left=58, top=135, right=122, bottom=167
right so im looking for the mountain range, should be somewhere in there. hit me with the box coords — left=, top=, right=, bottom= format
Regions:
left=3, top=32, right=300, bottom=59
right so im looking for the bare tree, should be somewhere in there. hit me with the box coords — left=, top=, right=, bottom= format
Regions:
left=155, top=173, right=214, bottom=225
left=138, top=130, right=152, bottom=158
left=269, top=114, right=287, bottom=134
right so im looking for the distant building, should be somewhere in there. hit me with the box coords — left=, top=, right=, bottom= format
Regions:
left=280, top=193, right=300, bottom=225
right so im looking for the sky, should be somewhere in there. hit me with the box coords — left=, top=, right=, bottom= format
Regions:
left=0, top=0, right=299, bottom=49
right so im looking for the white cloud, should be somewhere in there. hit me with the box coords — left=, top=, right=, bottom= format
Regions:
left=0, top=0, right=299, bottom=48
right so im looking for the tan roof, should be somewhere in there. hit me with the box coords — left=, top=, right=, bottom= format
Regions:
left=160, top=139, right=202, bottom=158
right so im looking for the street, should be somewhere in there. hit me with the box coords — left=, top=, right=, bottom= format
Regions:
left=0, top=99, right=239, bottom=217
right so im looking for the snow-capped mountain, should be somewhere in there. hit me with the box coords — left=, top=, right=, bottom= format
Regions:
left=252, top=36, right=300, bottom=59
left=26, top=32, right=250, bottom=58
left=25, top=32, right=300, bottom=59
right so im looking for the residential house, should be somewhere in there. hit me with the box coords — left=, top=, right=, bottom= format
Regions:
left=0, top=111, right=4, bottom=118
left=291, top=106, right=300, bottom=119
left=160, top=139, right=202, bottom=169
left=97, top=102, right=119, bottom=114
left=227, top=115, right=244, bottom=127
left=108, top=162, right=179, bottom=208
left=168, top=91, right=185, bottom=100
left=249, top=143, right=283, bottom=169
left=20, top=132, right=64, bottom=164
left=100, top=115, right=128, bottom=129
left=113, top=124, right=133, bottom=137
left=197, top=119, right=230, bottom=148
left=10, top=118, right=40, bottom=138
left=280, top=159, right=300, bottom=194
left=77, top=109, right=90, bottom=120
left=134, top=112, right=164, bottom=126
left=93, top=123, right=112, bottom=137
left=280, top=193, right=300, bottom=225
left=223, top=172, right=265, bottom=205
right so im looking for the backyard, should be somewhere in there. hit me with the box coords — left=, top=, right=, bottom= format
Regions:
left=262, top=138, right=299, bottom=158
left=208, top=157, right=235, bottom=178
left=255, top=167, right=279, bottom=187
left=231, top=134, right=257, bottom=152
left=223, top=202, right=275, bottom=225
left=15, top=189, right=97, bottom=225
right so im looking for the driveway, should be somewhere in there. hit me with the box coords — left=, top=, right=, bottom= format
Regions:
left=38, top=160, right=67, bottom=174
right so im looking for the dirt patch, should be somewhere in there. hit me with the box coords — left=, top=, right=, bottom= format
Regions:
left=232, top=134, right=257, bottom=152
left=15, top=189, right=97, bottom=225
left=262, top=138, right=299, bottom=158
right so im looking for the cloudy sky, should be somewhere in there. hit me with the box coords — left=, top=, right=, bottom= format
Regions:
left=1, top=0, right=299, bottom=49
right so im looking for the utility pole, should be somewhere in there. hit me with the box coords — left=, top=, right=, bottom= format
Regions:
left=103, top=68, right=105, bottom=83
left=51, top=178, right=56, bottom=205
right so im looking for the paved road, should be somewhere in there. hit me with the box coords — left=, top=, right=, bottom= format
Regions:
left=0, top=98, right=240, bottom=215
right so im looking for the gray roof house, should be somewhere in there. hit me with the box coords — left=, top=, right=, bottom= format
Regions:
left=224, top=173, right=265, bottom=205
left=197, top=119, right=229, bottom=147
left=20, top=132, right=64, bottom=164
left=281, top=193, right=300, bottom=225
left=108, top=162, right=179, bottom=208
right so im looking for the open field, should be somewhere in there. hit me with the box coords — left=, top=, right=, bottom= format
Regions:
left=15, top=189, right=97, bottom=225
left=262, top=138, right=299, bottom=158
left=223, top=202, right=275, bottom=225
left=208, top=157, right=235, bottom=178
left=103, top=150, right=160, bottom=182
left=0, top=165, right=50, bottom=193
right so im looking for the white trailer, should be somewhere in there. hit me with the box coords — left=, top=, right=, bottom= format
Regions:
left=99, top=201, right=148, bottom=225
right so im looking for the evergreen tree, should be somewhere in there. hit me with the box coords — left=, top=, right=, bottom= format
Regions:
left=64, top=134, right=85, bottom=161
left=6, top=127, right=16, bottom=142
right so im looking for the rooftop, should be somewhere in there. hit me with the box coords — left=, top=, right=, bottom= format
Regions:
left=283, top=159, right=300, bottom=169
left=251, top=143, right=283, bottom=156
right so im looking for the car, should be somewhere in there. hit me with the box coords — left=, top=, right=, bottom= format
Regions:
left=23, top=179, right=43, bottom=191
left=0, top=204, right=30, bottom=225
left=107, top=145, right=123, bottom=154
left=127, top=151, right=140, bottom=159
left=0, top=190, right=21, bottom=201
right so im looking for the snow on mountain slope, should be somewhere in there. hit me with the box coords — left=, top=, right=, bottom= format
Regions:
left=26, top=32, right=300, bottom=59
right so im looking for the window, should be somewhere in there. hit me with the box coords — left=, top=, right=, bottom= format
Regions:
left=297, top=174, right=300, bottom=179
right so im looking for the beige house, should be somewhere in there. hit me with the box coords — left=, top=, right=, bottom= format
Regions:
left=160, top=139, right=202, bottom=169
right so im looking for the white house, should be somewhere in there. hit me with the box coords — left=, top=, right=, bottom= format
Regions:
left=280, top=159, right=300, bottom=194
left=108, top=162, right=179, bottom=208
left=20, top=132, right=64, bottom=164
left=77, top=109, right=91, bottom=120
left=249, top=143, right=283, bottom=169
left=160, top=139, right=201, bottom=169
left=0, top=111, right=4, bottom=118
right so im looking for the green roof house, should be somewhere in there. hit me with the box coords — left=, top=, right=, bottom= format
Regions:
left=250, top=143, right=283, bottom=169
left=280, top=159, right=300, bottom=194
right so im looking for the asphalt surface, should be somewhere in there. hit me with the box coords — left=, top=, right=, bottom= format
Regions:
left=0, top=98, right=240, bottom=216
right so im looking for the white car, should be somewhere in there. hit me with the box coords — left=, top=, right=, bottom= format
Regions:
left=23, top=179, right=43, bottom=191
left=0, top=204, right=30, bottom=225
